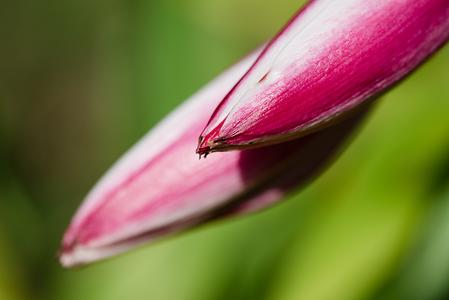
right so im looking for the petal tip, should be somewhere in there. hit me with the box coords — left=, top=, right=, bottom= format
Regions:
left=58, top=241, right=113, bottom=269
left=196, top=136, right=223, bottom=157
left=58, top=242, right=82, bottom=269
left=195, top=135, right=210, bottom=157
left=58, top=233, right=88, bottom=268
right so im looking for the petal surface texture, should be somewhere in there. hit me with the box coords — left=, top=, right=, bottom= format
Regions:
left=197, top=0, right=449, bottom=154
left=60, top=50, right=365, bottom=267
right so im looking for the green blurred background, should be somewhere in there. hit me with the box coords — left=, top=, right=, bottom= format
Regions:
left=1, top=1, right=449, bottom=299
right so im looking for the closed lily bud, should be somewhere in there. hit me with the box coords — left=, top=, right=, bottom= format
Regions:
left=59, top=51, right=366, bottom=267
left=197, top=0, right=449, bottom=155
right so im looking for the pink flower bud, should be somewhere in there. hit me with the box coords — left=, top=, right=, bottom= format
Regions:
left=59, top=51, right=366, bottom=267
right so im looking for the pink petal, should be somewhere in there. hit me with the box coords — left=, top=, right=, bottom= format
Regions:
left=60, top=49, right=366, bottom=267
left=197, top=0, right=449, bottom=155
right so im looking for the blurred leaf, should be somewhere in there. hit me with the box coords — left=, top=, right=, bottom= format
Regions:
left=374, top=186, right=449, bottom=300
left=0, top=228, right=27, bottom=300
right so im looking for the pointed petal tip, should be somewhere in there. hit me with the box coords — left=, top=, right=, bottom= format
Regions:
left=197, top=117, right=232, bottom=155
left=195, top=136, right=226, bottom=157
left=58, top=227, right=111, bottom=268
left=58, top=237, right=129, bottom=268
left=58, top=241, right=83, bottom=269
left=58, top=233, right=86, bottom=268
left=195, top=135, right=210, bottom=157
left=196, top=136, right=243, bottom=157
left=196, top=129, right=247, bottom=155
left=58, top=244, right=101, bottom=269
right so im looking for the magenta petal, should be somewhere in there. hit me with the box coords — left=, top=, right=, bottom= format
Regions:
left=59, top=50, right=366, bottom=267
left=197, top=0, right=449, bottom=154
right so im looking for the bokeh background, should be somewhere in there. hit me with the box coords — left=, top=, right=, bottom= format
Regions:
left=1, top=0, right=449, bottom=299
